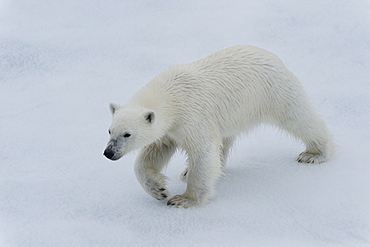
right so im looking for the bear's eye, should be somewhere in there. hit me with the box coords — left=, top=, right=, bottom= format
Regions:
left=108, top=130, right=111, bottom=134
left=123, top=133, right=131, bottom=138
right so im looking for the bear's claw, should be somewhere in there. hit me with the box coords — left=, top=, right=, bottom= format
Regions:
left=179, top=168, right=188, bottom=182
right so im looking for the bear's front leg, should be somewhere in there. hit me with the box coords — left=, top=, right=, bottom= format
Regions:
left=168, top=143, right=223, bottom=208
left=135, top=138, right=176, bottom=201
left=179, top=136, right=235, bottom=183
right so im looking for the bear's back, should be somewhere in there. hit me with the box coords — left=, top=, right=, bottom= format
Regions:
left=132, top=45, right=304, bottom=136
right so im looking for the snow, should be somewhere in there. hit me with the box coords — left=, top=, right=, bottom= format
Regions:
left=1, top=0, right=370, bottom=246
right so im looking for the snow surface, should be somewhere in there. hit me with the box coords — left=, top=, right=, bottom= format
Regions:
left=1, top=0, right=370, bottom=246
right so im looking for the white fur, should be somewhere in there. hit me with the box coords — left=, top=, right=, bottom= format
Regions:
left=104, top=45, right=334, bottom=208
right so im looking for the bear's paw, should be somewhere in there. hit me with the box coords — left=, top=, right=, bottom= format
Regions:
left=144, top=179, right=169, bottom=200
left=167, top=194, right=199, bottom=208
left=297, top=151, right=327, bottom=164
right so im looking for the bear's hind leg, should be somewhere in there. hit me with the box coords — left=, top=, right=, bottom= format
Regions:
left=273, top=105, right=333, bottom=164
left=135, top=137, right=176, bottom=200
left=295, top=119, right=333, bottom=164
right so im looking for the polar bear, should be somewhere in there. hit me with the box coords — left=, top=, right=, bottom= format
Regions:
left=103, top=45, right=333, bottom=208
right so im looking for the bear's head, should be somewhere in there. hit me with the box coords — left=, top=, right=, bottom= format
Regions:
left=103, top=103, right=156, bottom=161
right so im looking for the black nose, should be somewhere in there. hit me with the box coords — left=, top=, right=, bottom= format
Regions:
left=103, top=149, right=115, bottom=159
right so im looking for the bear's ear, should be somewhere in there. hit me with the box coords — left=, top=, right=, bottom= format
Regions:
left=109, top=103, right=120, bottom=115
left=144, top=111, right=155, bottom=123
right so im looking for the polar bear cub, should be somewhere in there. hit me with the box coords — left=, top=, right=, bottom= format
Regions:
left=104, top=45, right=333, bottom=208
